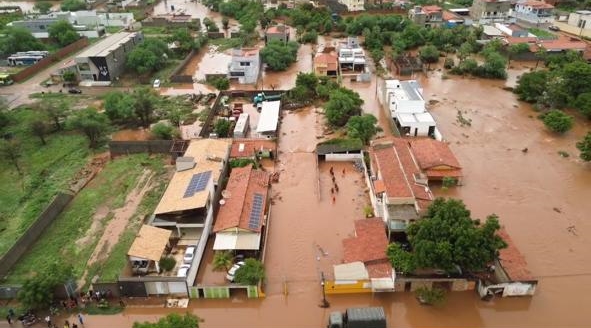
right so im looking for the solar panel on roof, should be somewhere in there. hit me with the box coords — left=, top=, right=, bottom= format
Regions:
left=183, top=170, right=212, bottom=198
left=248, top=193, right=264, bottom=229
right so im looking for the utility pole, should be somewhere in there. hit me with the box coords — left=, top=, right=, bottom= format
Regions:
left=319, top=271, right=329, bottom=308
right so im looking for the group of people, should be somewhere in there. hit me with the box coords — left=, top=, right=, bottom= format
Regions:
left=328, top=166, right=346, bottom=204
left=45, top=313, right=84, bottom=328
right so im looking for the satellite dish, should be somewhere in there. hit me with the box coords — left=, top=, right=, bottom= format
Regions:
left=221, top=190, right=231, bottom=199
left=219, top=199, right=226, bottom=205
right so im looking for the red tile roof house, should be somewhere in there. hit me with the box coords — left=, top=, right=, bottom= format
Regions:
left=265, top=25, right=290, bottom=44
left=330, top=218, right=395, bottom=292
left=212, top=164, right=271, bottom=252
left=229, top=139, right=277, bottom=159
left=408, top=138, right=463, bottom=182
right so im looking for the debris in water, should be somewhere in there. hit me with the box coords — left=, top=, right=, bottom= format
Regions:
left=567, top=225, right=578, bottom=236
left=553, top=207, right=562, bottom=213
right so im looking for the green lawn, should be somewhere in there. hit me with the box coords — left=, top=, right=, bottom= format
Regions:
left=528, top=28, right=556, bottom=38
left=4, top=154, right=167, bottom=284
left=0, top=107, right=90, bottom=257
left=209, top=38, right=244, bottom=52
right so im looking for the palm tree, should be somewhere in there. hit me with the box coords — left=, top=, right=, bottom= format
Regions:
left=212, top=251, right=233, bottom=271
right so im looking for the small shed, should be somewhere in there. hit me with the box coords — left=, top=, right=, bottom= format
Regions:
left=233, top=113, right=250, bottom=138
left=256, top=100, right=280, bottom=138
left=128, top=225, right=172, bottom=274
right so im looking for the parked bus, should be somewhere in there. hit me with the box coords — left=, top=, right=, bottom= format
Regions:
left=7, top=55, right=45, bottom=66
left=0, top=73, right=13, bottom=86
left=13, top=51, right=49, bottom=58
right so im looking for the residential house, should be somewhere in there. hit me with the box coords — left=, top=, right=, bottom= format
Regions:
left=408, top=5, right=444, bottom=28
left=8, top=18, right=105, bottom=39
left=408, top=138, right=463, bottom=182
left=314, top=52, right=338, bottom=77
left=228, top=48, right=261, bottom=84
left=230, top=139, right=277, bottom=160
left=338, top=37, right=368, bottom=77
left=212, top=165, right=271, bottom=253
left=482, top=25, right=505, bottom=39
left=567, top=10, right=591, bottom=32
left=150, top=138, right=231, bottom=284
left=368, top=138, right=434, bottom=236
left=443, top=10, right=467, bottom=26
left=338, top=0, right=365, bottom=12
left=513, top=1, right=554, bottom=25
left=127, top=225, right=172, bottom=275
left=532, top=36, right=587, bottom=54
left=75, top=32, right=144, bottom=82
left=256, top=100, right=281, bottom=139
left=477, top=228, right=538, bottom=298
left=383, top=79, right=437, bottom=138
left=325, top=218, right=395, bottom=294
left=142, top=14, right=199, bottom=28
left=265, top=25, right=290, bottom=44
left=495, top=23, right=529, bottom=37
left=470, top=0, right=512, bottom=24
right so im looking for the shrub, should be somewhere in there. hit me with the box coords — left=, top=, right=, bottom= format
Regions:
left=542, top=109, right=574, bottom=134
left=151, top=122, right=175, bottom=140
left=415, top=287, right=446, bottom=306
left=159, top=256, right=176, bottom=272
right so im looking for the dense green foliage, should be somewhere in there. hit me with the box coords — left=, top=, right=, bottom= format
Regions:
left=0, top=27, right=45, bottom=56
left=61, top=0, right=86, bottom=11
left=513, top=70, right=549, bottom=103
left=158, top=256, right=176, bottom=272
left=214, top=119, right=231, bottom=137
left=209, top=76, right=230, bottom=91
left=389, top=198, right=507, bottom=273
left=260, top=40, right=299, bottom=71
left=576, top=132, right=591, bottom=161
left=151, top=123, right=175, bottom=140
left=346, top=114, right=378, bottom=145
left=49, top=20, right=79, bottom=47
left=324, top=88, right=363, bottom=127
left=18, top=263, right=73, bottom=309
left=212, top=251, right=233, bottom=271
left=34, top=1, right=53, bottom=14
left=133, top=313, right=201, bottom=328
left=234, top=258, right=265, bottom=285
left=126, top=39, right=170, bottom=74
left=541, top=110, right=574, bottom=134
left=415, top=287, right=446, bottom=306
left=67, top=108, right=111, bottom=148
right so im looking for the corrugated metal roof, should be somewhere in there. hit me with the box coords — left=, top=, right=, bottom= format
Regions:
left=346, top=307, right=386, bottom=323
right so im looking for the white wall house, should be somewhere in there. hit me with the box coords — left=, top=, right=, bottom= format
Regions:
left=513, top=1, right=554, bottom=25
left=567, top=10, right=591, bottom=31
left=383, top=79, right=437, bottom=138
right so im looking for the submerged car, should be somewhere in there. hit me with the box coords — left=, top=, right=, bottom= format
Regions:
left=225, top=261, right=245, bottom=282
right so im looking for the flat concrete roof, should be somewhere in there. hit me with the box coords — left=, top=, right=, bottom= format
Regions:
left=77, top=32, right=138, bottom=58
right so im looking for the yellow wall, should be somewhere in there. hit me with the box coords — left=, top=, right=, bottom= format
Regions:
left=324, top=280, right=373, bottom=294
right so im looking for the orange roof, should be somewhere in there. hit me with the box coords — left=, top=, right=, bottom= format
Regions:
left=409, top=138, right=462, bottom=171
left=366, top=261, right=393, bottom=279
left=442, top=10, right=463, bottom=21
left=372, top=146, right=413, bottom=198
left=314, top=53, right=338, bottom=71
left=373, top=180, right=386, bottom=194
left=537, top=37, right=587, bottom=51
left=520, top=0, right=554, bottom=9
left=213, top=165, right=270, bottom=233
left=391, top=138, right=433, bottom=203
left=230, top=139, right=277, bottom=158
left=505, top=36, right=538, bottom=45
left=497, top=228, right=534, bottom=281
left=266, top=25, right=289, bottom=35
left=422, top=5, right=442, bottom=14
left=343, top=218, right=388, bottom=263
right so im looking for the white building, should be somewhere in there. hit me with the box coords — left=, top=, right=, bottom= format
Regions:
left=228, top=48, right=261, bottom=84
left=233, top=113, right=250, bottom=138
left=567, top=10, right=591, bottom=31
left=256, top=101, right=280, bottom=139
left=383, top=79, right=437, bottom=138
left=338, top=37, right=370, bottom=81
left=512, top=1, right=554, bottom=25
left=339, top=0, right=365, bottom=12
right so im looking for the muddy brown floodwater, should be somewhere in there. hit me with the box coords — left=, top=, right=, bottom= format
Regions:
left=64, top=63, right=591, bottom=327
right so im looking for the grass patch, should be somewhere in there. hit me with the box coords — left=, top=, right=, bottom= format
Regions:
left=141, top=26, right=170, bottom=35
left=106, top=26, right=123, bottom=34
left=527, top=28, right=555, bottom=38
left=317, top=138, right=363, bottom=151
left=0, top=107, right=90, bottom=257
left=152, top=59, right=182, bottom=86
left=209, top=38, right=244, bottom=51
left=3, top=154, right=165, bottom=284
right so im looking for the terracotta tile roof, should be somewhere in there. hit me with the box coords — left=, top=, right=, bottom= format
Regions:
left=230, top=139, right=277, bottom=158
left=343, top=218, right=389, bottom=263
left=366, top=260, right=393, bottom=279
left=505, top=36, right=538, bottom=45
left=213, top=165, right=270, bottom=233
left=520, top=0, right=554, bottom=9
left=442, top=10, right=463, bottom=21
left=314, top=53, right=338, bottom=71
left=372, top=146, right=413, bottom=198
left=537, top=37, right=587, bottom=51
left=391, top=138, right=433, bottom=203
left=422, top=5, right=442, bottom=14
left=266, top=25, right=289, bottom=35
left=497, top=227, right=534, bottom=281
left=408, top=138, right=462, bottom=174
left=373, top=180, right=386, bottom=194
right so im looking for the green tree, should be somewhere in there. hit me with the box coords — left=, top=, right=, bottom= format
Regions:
left=0, top=27, right=45, bottom=56
left=514, top=70, right=549, bottom=103
left=576, top=131, right=591, bottom=161
left=574, top=93, right=591, bottom=119
left=234, top=258, right=265, bottom=285
left=62, top=71, right=77, bottom=83
left=560, top=61, right=591, bottom=104
left=126, top=39, right=169, bottom=74
left=386, top=243, right=416, bottom=274
left=67, top=108, right=111, bottom=148
left=214, top=119, right=231, bottom=137
left=457, top=42, right=473, bottom=63
left=48, top=20, right=79, bottom=47
left=507, top=43, right=530, bottom=65
left=346, top=114, right=378, bottom=145
left=133, top=88, right=157, bottom=128
left=419, top=45, right=439, bottom=69
left=324, top=88, right=363, bottom=127
left=295, top=72, right=318, bottom=96
left=30, top=119, right=50, bottom=145
left=60, top=0, right=86, bottom=11
left=260, top=40, right=299, bottom=71
left=476, top=51, right=507, bottom=79
left=158, top=256, right=177, bottom=272
left=222, top=17, right=230, bottom=30
left=415, top=287, right=446, bottom=306
left=133, top=313, right=201, bottom=328
left=0, top=138, right=23, bottom=175
left=18, top=263, right=73, bottom=310
left=41, top=100, right=69, bottom=131
left=151, top=123, right=175, bottom=140
left=168, top=28, right=195, bottom=53
left=212, top=251, right=233, bottom=271
left=542, top=109, right=574, bottom=134
left=210, top=77, right=230, bottom=91
left=406, top=198, right=507, bottom=272
left=104, top=91, right=136, bottom=123
left=34, top=1, right=53, bottom=14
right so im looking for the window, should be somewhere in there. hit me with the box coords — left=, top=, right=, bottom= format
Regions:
left=239, top=62, right=250, bottom=67
left=78, top=63, right=91, bottom=71
left=39, top=25, right=45, bottom=30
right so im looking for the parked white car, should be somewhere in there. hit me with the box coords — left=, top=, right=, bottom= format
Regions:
left=177, top=264, right=190, bottom=277
left=225, top=261, right=245, bottom=282
left=183, top=246, right=196, bottom=264
left=153, top=79, right=161, bottom=88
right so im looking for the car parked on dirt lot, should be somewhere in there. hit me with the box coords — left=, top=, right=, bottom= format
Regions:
left=226, top=261, right=245, bottom=282
left=68, top=88, right=82, bottom=94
